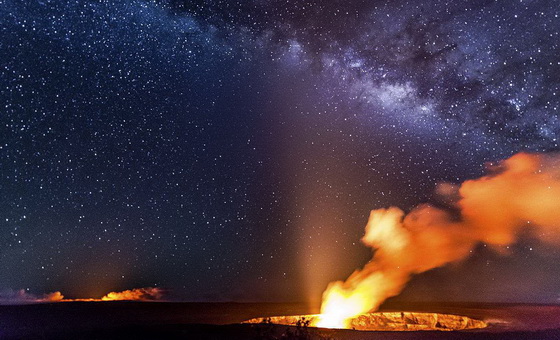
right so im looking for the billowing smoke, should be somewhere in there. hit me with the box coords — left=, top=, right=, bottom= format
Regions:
left=0, top=287, right=163, bottom=304
left=101, top=287, right=163, bottom=301
left=0, top=289, right=64, bottom=304
left=319, top=152, right=560, bottom=326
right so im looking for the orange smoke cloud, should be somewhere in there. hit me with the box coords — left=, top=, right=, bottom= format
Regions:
left=101, top=287, right=163, bottom=301
left=319, top=152, right=560, bottom=328
left=0, top=287, right=162, bottom=304
left=43, top=291, right=65, bottom=302
left=0, top=289, right=65, bottom=304
left=460, top=153, right=560, bottom=246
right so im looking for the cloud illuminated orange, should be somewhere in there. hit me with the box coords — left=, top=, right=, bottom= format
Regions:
left=318, top=152, right=560, bottom=328
left=0, top=287, right=163, bottom=304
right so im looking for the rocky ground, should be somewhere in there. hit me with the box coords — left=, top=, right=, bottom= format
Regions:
left=1, top=301, right=559, bottom=339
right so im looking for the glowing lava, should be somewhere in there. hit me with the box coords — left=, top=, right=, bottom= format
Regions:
left=100, top=287, right=162, bottom=301
left=245, top=312, right=487, bottom=331
left=315, top=281, right=375, bottom=329
left=0, top=287, right=163, bottom=304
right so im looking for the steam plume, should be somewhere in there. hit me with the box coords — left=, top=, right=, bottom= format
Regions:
left=101, top=287, right=163, bottom=301
left=320, top=152, right=560, bottom=323
left=0, top=289, right=64, bottom=304
left=0, top=287, right=162, bottom=304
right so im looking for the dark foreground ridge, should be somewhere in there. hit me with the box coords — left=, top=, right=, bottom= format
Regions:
left=1, top=301, right=560, bottom=339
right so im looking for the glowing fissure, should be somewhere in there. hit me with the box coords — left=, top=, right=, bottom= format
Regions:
left=318, top=152, right=560, bottom=329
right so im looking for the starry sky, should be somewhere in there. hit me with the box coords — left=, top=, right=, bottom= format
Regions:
left=1, top=0, right=559, bottom=303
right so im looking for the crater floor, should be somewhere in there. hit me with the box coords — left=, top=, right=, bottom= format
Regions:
left=244, top=312, right=488, bottom=331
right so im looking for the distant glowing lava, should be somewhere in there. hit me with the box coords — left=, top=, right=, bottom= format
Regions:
left=100, top=287, right=163, bottom=301
left=0, top=287, right=163, bottom=304
left=317, top=152, right=560, bottom=329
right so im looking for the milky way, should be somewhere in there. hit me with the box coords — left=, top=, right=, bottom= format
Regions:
left=1, top=0, right=559, bottom=302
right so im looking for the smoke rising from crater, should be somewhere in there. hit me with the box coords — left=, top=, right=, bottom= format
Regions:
left=321, top=152, right=560, bottom=318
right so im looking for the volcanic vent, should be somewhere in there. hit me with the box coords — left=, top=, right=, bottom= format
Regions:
left=244, top=312, right=487, bottom=331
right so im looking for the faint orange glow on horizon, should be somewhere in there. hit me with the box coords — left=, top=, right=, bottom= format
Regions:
left=100, top=287, right=163, bottom=301
left=1, top=287, right=164, bottom=304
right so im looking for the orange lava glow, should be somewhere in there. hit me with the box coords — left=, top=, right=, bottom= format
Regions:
left=100, top=287, right=163, bottom=301
left=245, top=312, right=487, bottom=331
left=0, top=287, right=163, bottom=304
left=65, top=287, right=163, bottom=302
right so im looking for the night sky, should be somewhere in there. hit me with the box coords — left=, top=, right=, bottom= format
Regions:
left=1, top=0, right=559, bottom=303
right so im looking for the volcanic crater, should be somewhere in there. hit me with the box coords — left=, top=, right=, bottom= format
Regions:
left=244, top=311, right=488, bottom=331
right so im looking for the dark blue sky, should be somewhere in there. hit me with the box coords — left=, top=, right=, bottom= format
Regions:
left=1, top=0, right=559, bottom=303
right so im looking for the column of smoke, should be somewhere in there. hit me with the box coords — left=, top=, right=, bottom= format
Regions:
left=321, top=152, right=560, bottom=315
